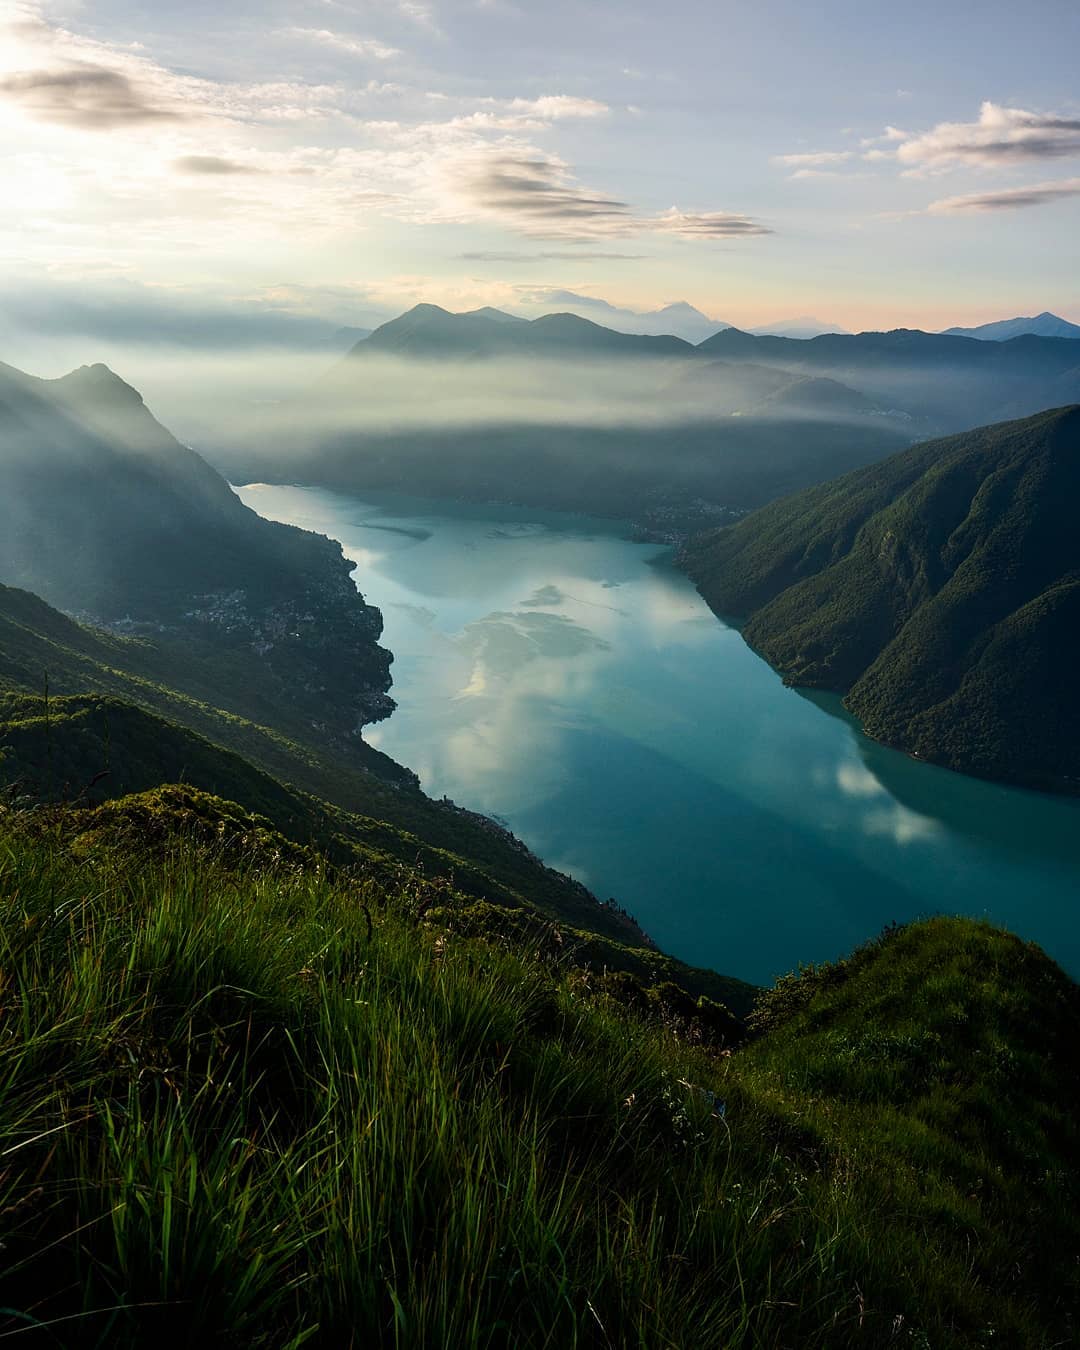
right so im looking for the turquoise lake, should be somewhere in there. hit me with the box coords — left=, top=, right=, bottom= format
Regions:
left=238, top=484, right=1080, bottom=987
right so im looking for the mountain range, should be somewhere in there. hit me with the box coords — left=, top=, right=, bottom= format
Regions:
left=942, top=311, right=1080, bottom=341
left=216, top=305, right=915, bottom=531
left=683, top=405, right=1080, bottom=792
left=524, top=300, right=1077, bottom=345
left=749, top=316, right=851, bottom=339
left=213, top=303, right=1080, bottom=535
left=693, top=325, right=1080, bottom=430
left=352, top=302, right=698, bottom=359
left=513, top=292, right=730, bottom=342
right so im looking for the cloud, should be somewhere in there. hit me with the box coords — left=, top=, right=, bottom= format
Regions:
left=494, top=95, right=609, bottom=121
left=772, top=148, right=871, bottom=180
left=393, top=0, right=439, bottom=29
left=774, top=104, right=1080, bottom=181
left=453, top=152, right=632, bottom=235
left=391, top=94, right=608, bottom=136
left=173, top=154, right=259, bottom=175
left=277, top=28, right=402, bottom=60
left=0, top=9, right=362, bottom=128
left=656, top=207, right=772, bottom=238
left=788, top=168, right=849, bottom=180
left=0, top=61, right=184, bottom=128
left=773, top=150, right=854, bottom=168
left=898, top=101, right=1080, bottom=172
left=459, top=250, right=646, bottom=261
left=859, top=127, right=907, bottom=148
left=927, top=177, right=1080, bottom=213
left=0, top=5, right=767, bottom=256
left=447, top=152, right=770, bottom=241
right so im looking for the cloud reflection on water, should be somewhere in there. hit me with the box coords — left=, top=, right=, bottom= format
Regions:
left=236, top=483, right=1080, bottom=984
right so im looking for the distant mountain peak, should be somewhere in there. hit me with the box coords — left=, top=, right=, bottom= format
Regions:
left=749, top=317, right=851, bottom=339
left=513, top=291, right=729, bottom=342
left=462, top=306, right=525, bottom=324
left=942, top=312, right=1080, bottom=341
left=350, top=302, right=697, bottom=358
left=531, top=311, right=606, bottom=331
left=655, top=301, right=711, bottom=317
left=56, top=362, right=146, bottom=407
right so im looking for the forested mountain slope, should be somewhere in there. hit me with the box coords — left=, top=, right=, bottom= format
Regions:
left=0, top=359, right=393, bottom=747
left=684, top=406, right=1080, bottom=790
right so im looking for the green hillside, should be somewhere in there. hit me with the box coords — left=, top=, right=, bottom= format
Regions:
left=0, top=582, right=753, bottom=1009
left=0, top=360, right=393, bottom=749
left=684, top=407, right=1080, bottom=790
left=0, top=581, right=409, bottom=787
left=0, top=800, right=1076, bottom=1346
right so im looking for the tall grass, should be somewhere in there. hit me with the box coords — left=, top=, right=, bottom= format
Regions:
left=1, top=819, right=1077, bottom=1346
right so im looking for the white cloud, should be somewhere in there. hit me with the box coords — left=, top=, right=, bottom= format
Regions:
left=487, top=94, right=609, bottom=121
left=0, top=2, right=768, bottom=267
left=773, top=149, right=854, bottom=168
left=897, top=101, right=1080, bottom=173
left=441, top=148, right=631, bottom=236
left=927, top=177, right=1080, bottom=213
left=656, top=207, right=772, bottom=238
left=859, top=126, right=907, bottom=148
left=276, top=28, right=402, bottom=61
left=431, top=148, right=771, bottom=240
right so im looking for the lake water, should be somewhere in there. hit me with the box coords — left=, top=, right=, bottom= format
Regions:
left=238, top=484, right=1080, bottom=987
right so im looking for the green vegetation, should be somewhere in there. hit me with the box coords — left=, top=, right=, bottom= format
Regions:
left=0, top=593, right=753, bottom=1008
left=0, top=582, right=406, bottom=785
left=1, top=800, right=1077, bottom=1346
left=0, top=360, right=393, bottom=748
left=684, top=406, right=1080, bottom=791
left=4, top=346, right=1079, bottom=1344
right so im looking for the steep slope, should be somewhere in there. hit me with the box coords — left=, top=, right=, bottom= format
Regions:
left=1, top=812, right=1077, bottom=1346
left=683, top=407, right=1080, bottom=790
left=0, top=359, right=393, bottom=749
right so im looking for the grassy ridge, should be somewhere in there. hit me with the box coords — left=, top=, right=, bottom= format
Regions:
left=0, top=806, right=1077, bottom=1346
left=0, top=690, right=754, bottom=1011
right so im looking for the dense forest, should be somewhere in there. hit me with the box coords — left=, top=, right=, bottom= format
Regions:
left=684, top=406, right=1080, bottom=791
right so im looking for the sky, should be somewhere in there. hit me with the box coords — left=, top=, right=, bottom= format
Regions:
left=2, top=0, right=1080, bottom=345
